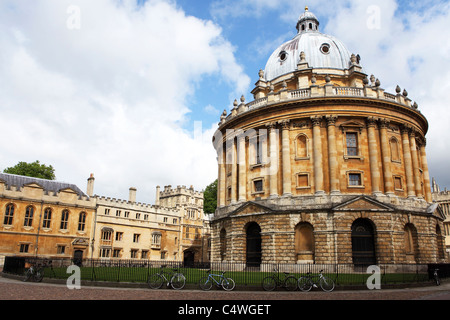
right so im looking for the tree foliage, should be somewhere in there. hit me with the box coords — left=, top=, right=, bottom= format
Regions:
left=203, top=179, right=217, bottom=214
left=3, top=160, right=56, bottom=180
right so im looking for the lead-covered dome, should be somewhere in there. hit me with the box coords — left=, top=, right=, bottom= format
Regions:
left=264, top=7, right=355, bottom=82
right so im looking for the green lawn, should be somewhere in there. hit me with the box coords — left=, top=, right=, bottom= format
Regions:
left=40, top=265, right=430, bottom=287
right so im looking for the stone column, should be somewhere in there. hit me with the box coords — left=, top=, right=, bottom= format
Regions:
left=218, top=142, right=226, bottom=207
left=419, top=139, right=432, bottom=202
left=409, top=130, right=423, bottom=198
left=379, top=119, right=394, bottom=195
left=367, top=117, right=381, bottom=194
left=267, top=122, right=279, bottom=198
left=326, top=115, right=340, bottom=194
left=237, top=133, right=247, bottom=202
left=280, top=120, right=292, bottom=196
left=311, top=116, right=324, bottom=194
left=227, top=135, right=238, bottom=204
left=401, top=126, right=416, bottom=198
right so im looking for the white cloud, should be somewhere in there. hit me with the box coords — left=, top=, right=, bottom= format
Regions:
left=0, top=0, right=248, bottom=203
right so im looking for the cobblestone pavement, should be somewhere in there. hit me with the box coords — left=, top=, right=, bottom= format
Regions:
left=1, top=275, right=448, bottom=318
left=1, top=274, right=449, bottom=301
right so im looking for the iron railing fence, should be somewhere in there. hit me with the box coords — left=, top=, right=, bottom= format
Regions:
left=3, top=256, right=447, bottom=289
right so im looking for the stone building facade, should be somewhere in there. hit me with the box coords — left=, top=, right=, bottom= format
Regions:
left=432, top=178, right=450, bottom=259
left=0, top=173, right=96, bottom=262
left=211, top=8, right=446, bottom=267
left=0, top=172, right=210, bottom=264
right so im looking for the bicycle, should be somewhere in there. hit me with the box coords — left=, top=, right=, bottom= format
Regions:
left=148, top=265, right=186, bottom=290
left=433, top=268, right=440, bottom=286
left=262, top=267, right=297, bottom=291
left=23, top=261, right=45, bottom=282
left=297, top=269, right=335, bottom=292
left=198, top=269, right=235, bottom=291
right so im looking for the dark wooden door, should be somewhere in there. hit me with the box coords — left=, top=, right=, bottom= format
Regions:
left=246, top=223, right=261, bottom=268
left=351, top=219, right=376, bottom=266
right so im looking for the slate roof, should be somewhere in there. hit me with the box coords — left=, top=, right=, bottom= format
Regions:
left=0, top=173, right=87, bottom=197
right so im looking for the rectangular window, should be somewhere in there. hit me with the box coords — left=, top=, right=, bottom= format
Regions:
left=133, top=233, right=140, bottom=243
left=253, top=179, right=263, bottom=193
left=100, top=248, right=111, bottom=258
left=394, top=176, right=403, bottom=190
left=57, top=245, right=66, bottom=254
left=113, top=249, right=121, bottom=258
left=104, top=208, right=110, bottom=215
left=141, top=250, right=148, bottom=259
left=349, top=173, right=362, bottom=186
left=116, top=210, right=121, bottom=217
left=346, top=132, right=358, bottom=156
left=19, top=244, right=29, bottom=253
left=297, top=174, right=309, bottom=188
left=130, top=249, right=138, bottom=259
left=115, top=232, right=123, bottom=241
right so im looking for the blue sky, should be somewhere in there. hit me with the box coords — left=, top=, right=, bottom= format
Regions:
left=0, top=0, right=449, bottom=203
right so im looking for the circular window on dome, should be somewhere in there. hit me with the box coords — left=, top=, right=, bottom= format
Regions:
left=320, top=43, right=331, bottom=55
left=278, top=51, right=288, bottom=62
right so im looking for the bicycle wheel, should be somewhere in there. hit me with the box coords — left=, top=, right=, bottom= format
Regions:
left=298, top=276, right=313, bottom=292
left=34, top=268, right=44, bottom=282
left=199, top=276, right=213, bottom=291
left=23, top=269, right=32, bottom=282
left=262, top=276, right=277, bottom=291
left=171, top=273, right=186, bottom=290
left=320, top=276, right=335, bottom=292
left=284, top=276, right=298, bottom=291
left=148, top=274, right=164, bottom=289
left=221, top=278, right=235, bottom=291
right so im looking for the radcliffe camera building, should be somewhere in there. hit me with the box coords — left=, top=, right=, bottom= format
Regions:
left=211, top=8, right=447, bottom=266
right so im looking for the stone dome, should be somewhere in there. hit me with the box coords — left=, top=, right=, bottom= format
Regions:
left=264, top=7, right=355, bottom=82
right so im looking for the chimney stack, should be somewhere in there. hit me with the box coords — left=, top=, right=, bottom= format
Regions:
left=129, top=187, right=137, bottom=203
left=155, top=186, right=161, bottom=206
left=87, top=173, right=95, bottom=197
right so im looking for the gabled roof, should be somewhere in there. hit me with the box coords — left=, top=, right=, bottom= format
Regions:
left=0, top=173, right=86, bottom=197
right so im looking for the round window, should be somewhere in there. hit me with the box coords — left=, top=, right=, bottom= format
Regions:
left=320, top=43, right=330, bottom=55
left=279, top=51, right=288, bottom=62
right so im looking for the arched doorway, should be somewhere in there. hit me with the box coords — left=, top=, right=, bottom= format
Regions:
left=183, top=250, right=195, bottom=267
left=351, top=219, right=376, bottom=266
left=73, top=250, right=83, bottom=267
left=295, top=222, right=315, bottom=263
left=246, top=222, right=261, bottom=268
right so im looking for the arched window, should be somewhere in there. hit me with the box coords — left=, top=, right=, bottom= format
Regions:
left=78, top=212, right=86, bottom=231
left=295, top=223, right=315, bottom=263
left=24, top=206, right=34, bottom=227
left=60, top=209, right=69, bottom=230
left=390, top=137, right=400, bottom=162
left=296, top=134, right=308, bottom=159
left=42, top=208, right=52, bottom=228
left=4, top=203, right=15, bottom=225
left=404, top=223, right=418, bottom=263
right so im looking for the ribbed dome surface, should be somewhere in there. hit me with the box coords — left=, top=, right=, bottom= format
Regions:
left=264, top=8, right=354, bottom=82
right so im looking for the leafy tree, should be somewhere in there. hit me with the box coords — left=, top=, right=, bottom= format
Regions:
left=3, top=160, right=56, bottom=180
left=203, top=179, right=217, bottom=214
